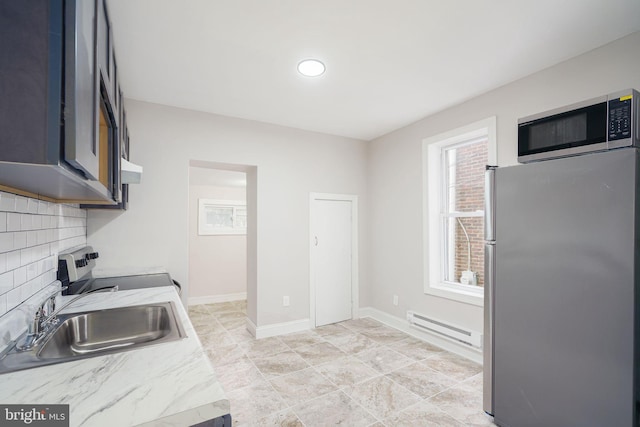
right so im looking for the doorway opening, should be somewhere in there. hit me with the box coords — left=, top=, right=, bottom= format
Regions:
left=188, top=160, right=258, bottom=328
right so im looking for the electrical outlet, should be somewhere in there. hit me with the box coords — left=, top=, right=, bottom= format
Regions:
left=283, top=296, right=290, bottom=307
left=393, top=295, right=399, bottom=306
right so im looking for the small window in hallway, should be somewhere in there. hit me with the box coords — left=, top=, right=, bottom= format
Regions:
left=199, top=199, right=247, bottom=235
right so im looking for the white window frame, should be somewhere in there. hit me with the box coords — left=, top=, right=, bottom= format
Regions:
left=198, top=199, right=247, bottom=236
left=423, top=117, right=497, bottom=306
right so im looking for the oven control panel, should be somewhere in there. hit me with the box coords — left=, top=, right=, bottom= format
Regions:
left=58, top=246, right=99, bottom=282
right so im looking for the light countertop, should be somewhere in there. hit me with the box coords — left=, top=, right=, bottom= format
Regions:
left=0, top=287, right=229, bottom=427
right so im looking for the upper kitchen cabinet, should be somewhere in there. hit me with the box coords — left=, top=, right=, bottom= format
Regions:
left=0, top=0, right=123, bottom=204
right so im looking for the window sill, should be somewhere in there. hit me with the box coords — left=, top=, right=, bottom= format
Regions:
left=425, top=282, right=484, bottom=307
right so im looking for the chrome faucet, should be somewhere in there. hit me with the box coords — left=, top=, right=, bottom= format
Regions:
left=18, top=285, right=119, bottom=351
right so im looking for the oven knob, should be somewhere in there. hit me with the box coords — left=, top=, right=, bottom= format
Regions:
left=88, top=252, right=99, bottom=260
left=75, top=259, right=88, bottom=268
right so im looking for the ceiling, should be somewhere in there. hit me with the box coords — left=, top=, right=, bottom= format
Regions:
left=108, top=0, right=640, bottom=141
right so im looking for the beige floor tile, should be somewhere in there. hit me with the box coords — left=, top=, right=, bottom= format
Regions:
left=422, top=352, right=483, bottom=381
left=268, top=367, right=337, bottom=407
left=226, top=379, right=287, bottom=426
left=384, top=400, right=465, bottom=427
left=355, top=346, right=414, bottom=374
left=359, top=325, right=411, bottom=344
left=346, top=376, right=421, bottom=420
left=206, top=301, right=244, bottom=315
left=314, top=323, right=356, bottom=338
left=279, top=330, right=325, bottom=349
left=237, top=336, right=290, bottom=358
left=188, top=308, right=211, bottom=320
left=194, top=302, right=490, bottom=426
left=198, top=330, right=236, bottom=349
left=226, top=324, right=256, bottom=344
left=315, top=356, right=380, bottom=387
left=251, top=350, right=310, bottom=378
left=251, top=410, right=303, bottom=427
left=205, top=343, right=248, bottom=368
left=428, top=381, right=495, bottom=426
left=216, top=311, right=247, bottom=329
left=463, top=372, right=484, bottom=393
left=386, top=361, right=458, bottom=398
left=340, top=317, right=385, bottom=331
left=393, top=336, right=444, bottom=361
left=294, top=342, right=346, bottom=366
left=293, top=390, right=378, bottom=427
left=193, top=319, right=227, bottom=336
left=216, top=364, right=264, bottom=393
left=323, top=332, right=380, bottom=354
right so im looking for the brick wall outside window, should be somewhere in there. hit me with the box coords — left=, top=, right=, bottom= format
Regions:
left=453, top=140, right=487, bottom=286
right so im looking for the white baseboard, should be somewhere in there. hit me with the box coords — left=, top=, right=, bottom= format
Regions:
left=246, top=318, right=310, bottom=340
left=188, top=292, right=247, bottom=306
left=359, top=307, right=483, bottom=365
left=246, top=317, right=257, bottom=338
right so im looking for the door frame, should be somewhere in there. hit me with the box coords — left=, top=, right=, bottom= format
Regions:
left=309, top=193, right=359, bottom=328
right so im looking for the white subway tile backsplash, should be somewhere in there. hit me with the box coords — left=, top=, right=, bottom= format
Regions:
left=27, top=198, right=38, bottom=214
left=0, top=191, right=86, bottom=317
left=14, top=196, right=28, bottom=213
left=0, top=193, right=16, bottom=212
left=26, top=263, right=37, bottom=281
left=6, top=286, right=22, bottom=309
left=0, top=233, right=13, bottom=253
left=0, top=294, right=6, bottom=317
left=7, top=213, right=20, bottom=232
left=13, top=267, right=26, bottom=287
left=20, top=214, right=31, bottom=231
left=32, top=215, right=42, bottom=230
left=0, top=271, right=13, bottom=294
left=14, top=232, right=26, bottom=250
left=6, top=252, right=19, bottom=271
left=26, top=231, right=37, bottom=248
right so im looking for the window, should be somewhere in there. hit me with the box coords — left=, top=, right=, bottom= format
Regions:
left=198, top=199, right=247, bottom=235
left=423, top=117, right=496, bottom=305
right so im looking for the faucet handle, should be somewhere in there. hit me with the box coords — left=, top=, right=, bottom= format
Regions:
left=28, top=308, right=44, bottom=335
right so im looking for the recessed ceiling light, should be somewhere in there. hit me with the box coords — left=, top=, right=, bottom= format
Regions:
left=297, top=59, right=325, bottom=77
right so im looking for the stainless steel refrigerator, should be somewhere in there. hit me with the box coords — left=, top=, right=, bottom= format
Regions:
left=483, top=147, right=638, bottom=427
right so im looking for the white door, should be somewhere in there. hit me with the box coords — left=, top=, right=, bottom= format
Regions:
left=313, top=198, right=353, bottom=327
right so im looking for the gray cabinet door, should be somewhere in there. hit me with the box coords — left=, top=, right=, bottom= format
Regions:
left=64, top=0, right=99, bottom=180
left=96, top=0, right=113, bottom=102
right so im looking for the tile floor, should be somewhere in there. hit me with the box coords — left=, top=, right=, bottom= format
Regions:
left=188, top=301, right=496, bottom=427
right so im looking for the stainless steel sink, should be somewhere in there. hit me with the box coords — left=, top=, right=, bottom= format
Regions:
left=0, top=302, right=186, bottom=374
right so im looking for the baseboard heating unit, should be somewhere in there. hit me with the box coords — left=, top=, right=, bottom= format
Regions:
left=406, top=311, right=482, bottom=348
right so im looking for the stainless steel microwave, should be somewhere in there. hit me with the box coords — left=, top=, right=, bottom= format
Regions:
left=518, top=89, right=639, bottom=163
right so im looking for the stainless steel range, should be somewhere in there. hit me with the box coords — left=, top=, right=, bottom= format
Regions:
left=57, top=246, right=181, bottom=296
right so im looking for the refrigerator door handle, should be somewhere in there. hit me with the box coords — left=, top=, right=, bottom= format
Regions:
left=485, top=166, right=497, bottom=242
left=483, top=241, right=496, bottom=416
left=483, top=165, right=497, bottom=417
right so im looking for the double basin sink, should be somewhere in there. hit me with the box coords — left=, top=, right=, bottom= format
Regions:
left=0, top=302, right=186, bottom=374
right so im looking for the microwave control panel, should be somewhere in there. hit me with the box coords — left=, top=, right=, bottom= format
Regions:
left=608, top=95, right=632, bottom=141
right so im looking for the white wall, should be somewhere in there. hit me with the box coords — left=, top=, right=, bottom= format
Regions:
left=188, top=183, right=246, bottom=300
left=367, top=32, right=640, bottom=334
left=87, top=104, right=368, bottom=328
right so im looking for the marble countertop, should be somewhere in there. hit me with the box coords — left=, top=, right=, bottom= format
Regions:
left=0, top=287, right=229, bottom=427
